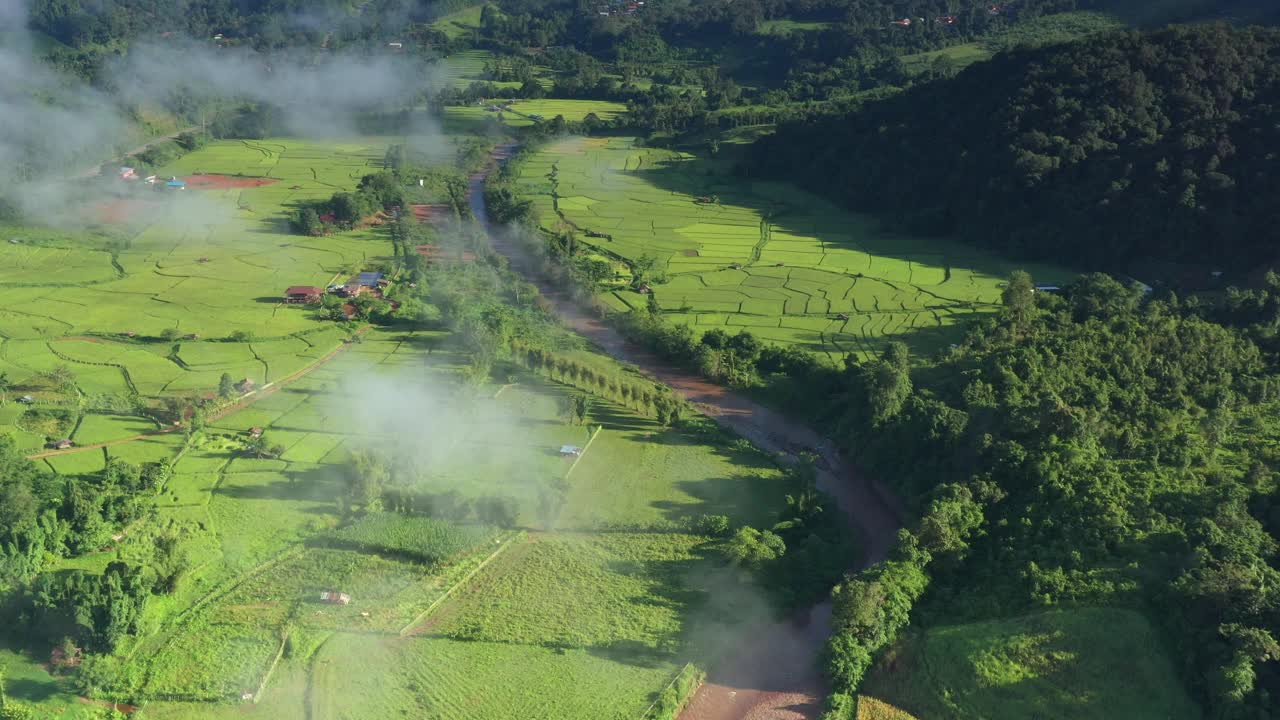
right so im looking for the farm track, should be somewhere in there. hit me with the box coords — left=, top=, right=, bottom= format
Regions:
left=25, top=326, right=370, bottom=460
left=472, top=145, right=906, bottom=720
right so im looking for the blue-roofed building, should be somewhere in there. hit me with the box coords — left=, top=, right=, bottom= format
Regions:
left=166, top=177, right=186, bottom=190
left=355, top=271, right=384, bottom=287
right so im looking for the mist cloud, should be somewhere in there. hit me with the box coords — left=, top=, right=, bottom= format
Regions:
left=1, top=0, right=446, bottom=226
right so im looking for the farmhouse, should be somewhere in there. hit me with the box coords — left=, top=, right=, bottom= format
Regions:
left=49, top=439, right=73, bottom=450
left=248, top=427, right=263, bottom=439
left=284, top=285, right=324, bottom=304
left=354, top=271, right=384, bottom=287
left=320, top=591, right=351, bottom=605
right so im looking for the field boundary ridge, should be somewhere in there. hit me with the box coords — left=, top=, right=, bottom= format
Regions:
left=397, top=531, right=524, bottom=636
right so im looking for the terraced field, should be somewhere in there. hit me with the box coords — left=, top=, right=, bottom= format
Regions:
left=444, top=98, right=627, bottom=130
left=0, top=138, right=396, bottom=449
left=515, top=137, right=1072, bottom=359
left=436, top=48, right=555, bottom=91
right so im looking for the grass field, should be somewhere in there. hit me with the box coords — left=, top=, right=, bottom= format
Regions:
left=515, top=136, right=1071, bottom=359
left=901, top=11, right=1126, bottom=75
left=437, top=48, right=555, bottom=92
left=10, top=316, right=791, bottom=718
left=444, top=98, right=627, bottom=131
left=430, top=3, right=486, bottom=39
left=756, top=19, right=832, bottom=35
left=0, top=138, right=397, bottom=450
left=856, top=608, right=1200, bottom=720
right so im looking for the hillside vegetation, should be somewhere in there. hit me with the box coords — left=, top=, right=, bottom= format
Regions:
left=753, top=25, right=1280, bottom=278
left=857, top=608, right=1198, bottom=720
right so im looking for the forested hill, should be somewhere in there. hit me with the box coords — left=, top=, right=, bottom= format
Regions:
left=750, top=24, right=1280, bottom=279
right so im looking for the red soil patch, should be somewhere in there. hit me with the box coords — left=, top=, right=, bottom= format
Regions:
left=183, top=174, right=280, bottom=190
left=410, top=203, right=451, bottom=223
left=79, top=698, right=138, bottom=714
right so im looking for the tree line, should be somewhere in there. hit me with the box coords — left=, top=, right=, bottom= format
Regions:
left=808, top=272, right=1280, bottom=718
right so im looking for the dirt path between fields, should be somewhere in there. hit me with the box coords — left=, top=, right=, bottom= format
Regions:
left=26, top=326, right=369, bottom=460
left=470, top=146, right=905, bottom=719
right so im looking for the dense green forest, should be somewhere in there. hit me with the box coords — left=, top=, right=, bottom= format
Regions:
left=824, top=271, right=1280, bottom=717
left=613, top=269, right=1280, bottom=718
left=7, top=1, right=1280, bottom=718
left=751, top=24, right=1280, bottom=279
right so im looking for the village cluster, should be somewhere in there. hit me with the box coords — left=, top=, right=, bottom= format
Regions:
left=117, top=166, right=187, bottom=189
left=283, top=271, right=387, bottom=305
left=595, top=0, right=645, bottom=17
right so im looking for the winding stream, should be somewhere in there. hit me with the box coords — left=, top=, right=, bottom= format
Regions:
left=469, top=144, right=904, bottom=720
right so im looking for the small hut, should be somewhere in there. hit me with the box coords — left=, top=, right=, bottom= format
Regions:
left=559, top=445, right=583, bottom=458
left=235, top=378, right=256, bottom=393
left=320, top=591, right=351, bottom=605
left=49, top=439, right=74, bottom=450
left=248, top=427, right=264, bottom=439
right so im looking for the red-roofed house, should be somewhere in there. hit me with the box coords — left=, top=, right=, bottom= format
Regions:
left=284, top=286, right=324, bottom=304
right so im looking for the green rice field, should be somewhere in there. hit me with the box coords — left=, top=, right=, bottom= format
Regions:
left=6, top=317, right=790, bottom=718
left=444, top=98, right=627, bottom=130
left=437, top=48, right=555, bottom=91
left=0, top=138, right=397, bottom=450
left=515, top=136, right=1072, bottom=359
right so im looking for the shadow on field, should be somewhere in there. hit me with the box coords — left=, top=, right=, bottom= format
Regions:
left=586, top=639, right=671, bottom=669
left=661, top=472, right=784, bottom=526
left=213, top=466, right=341, bottom=506
left=6, top=677, right=62, bottom=703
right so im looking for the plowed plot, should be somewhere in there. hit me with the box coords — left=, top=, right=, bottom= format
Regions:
left=410, top=203, right=451, bottom=224
left=183, top=174, right=279, bottom=189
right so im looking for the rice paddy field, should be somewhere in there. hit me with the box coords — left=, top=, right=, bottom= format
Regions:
left=436, top=48, right=554, bottom=91
left=78, top=326, right=791, bottom=719
left=5, top=319, right=792, bottom=720
left=444, top=98, right=628, bottom=130
left=0, top=126, right=801, bottom=720
left=514, top=136, right=1073, bottom=359
left=0, top=137, right=398, bottom=450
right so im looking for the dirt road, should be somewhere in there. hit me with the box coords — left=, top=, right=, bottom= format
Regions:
left=470, top=148, right=904, bottom=719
